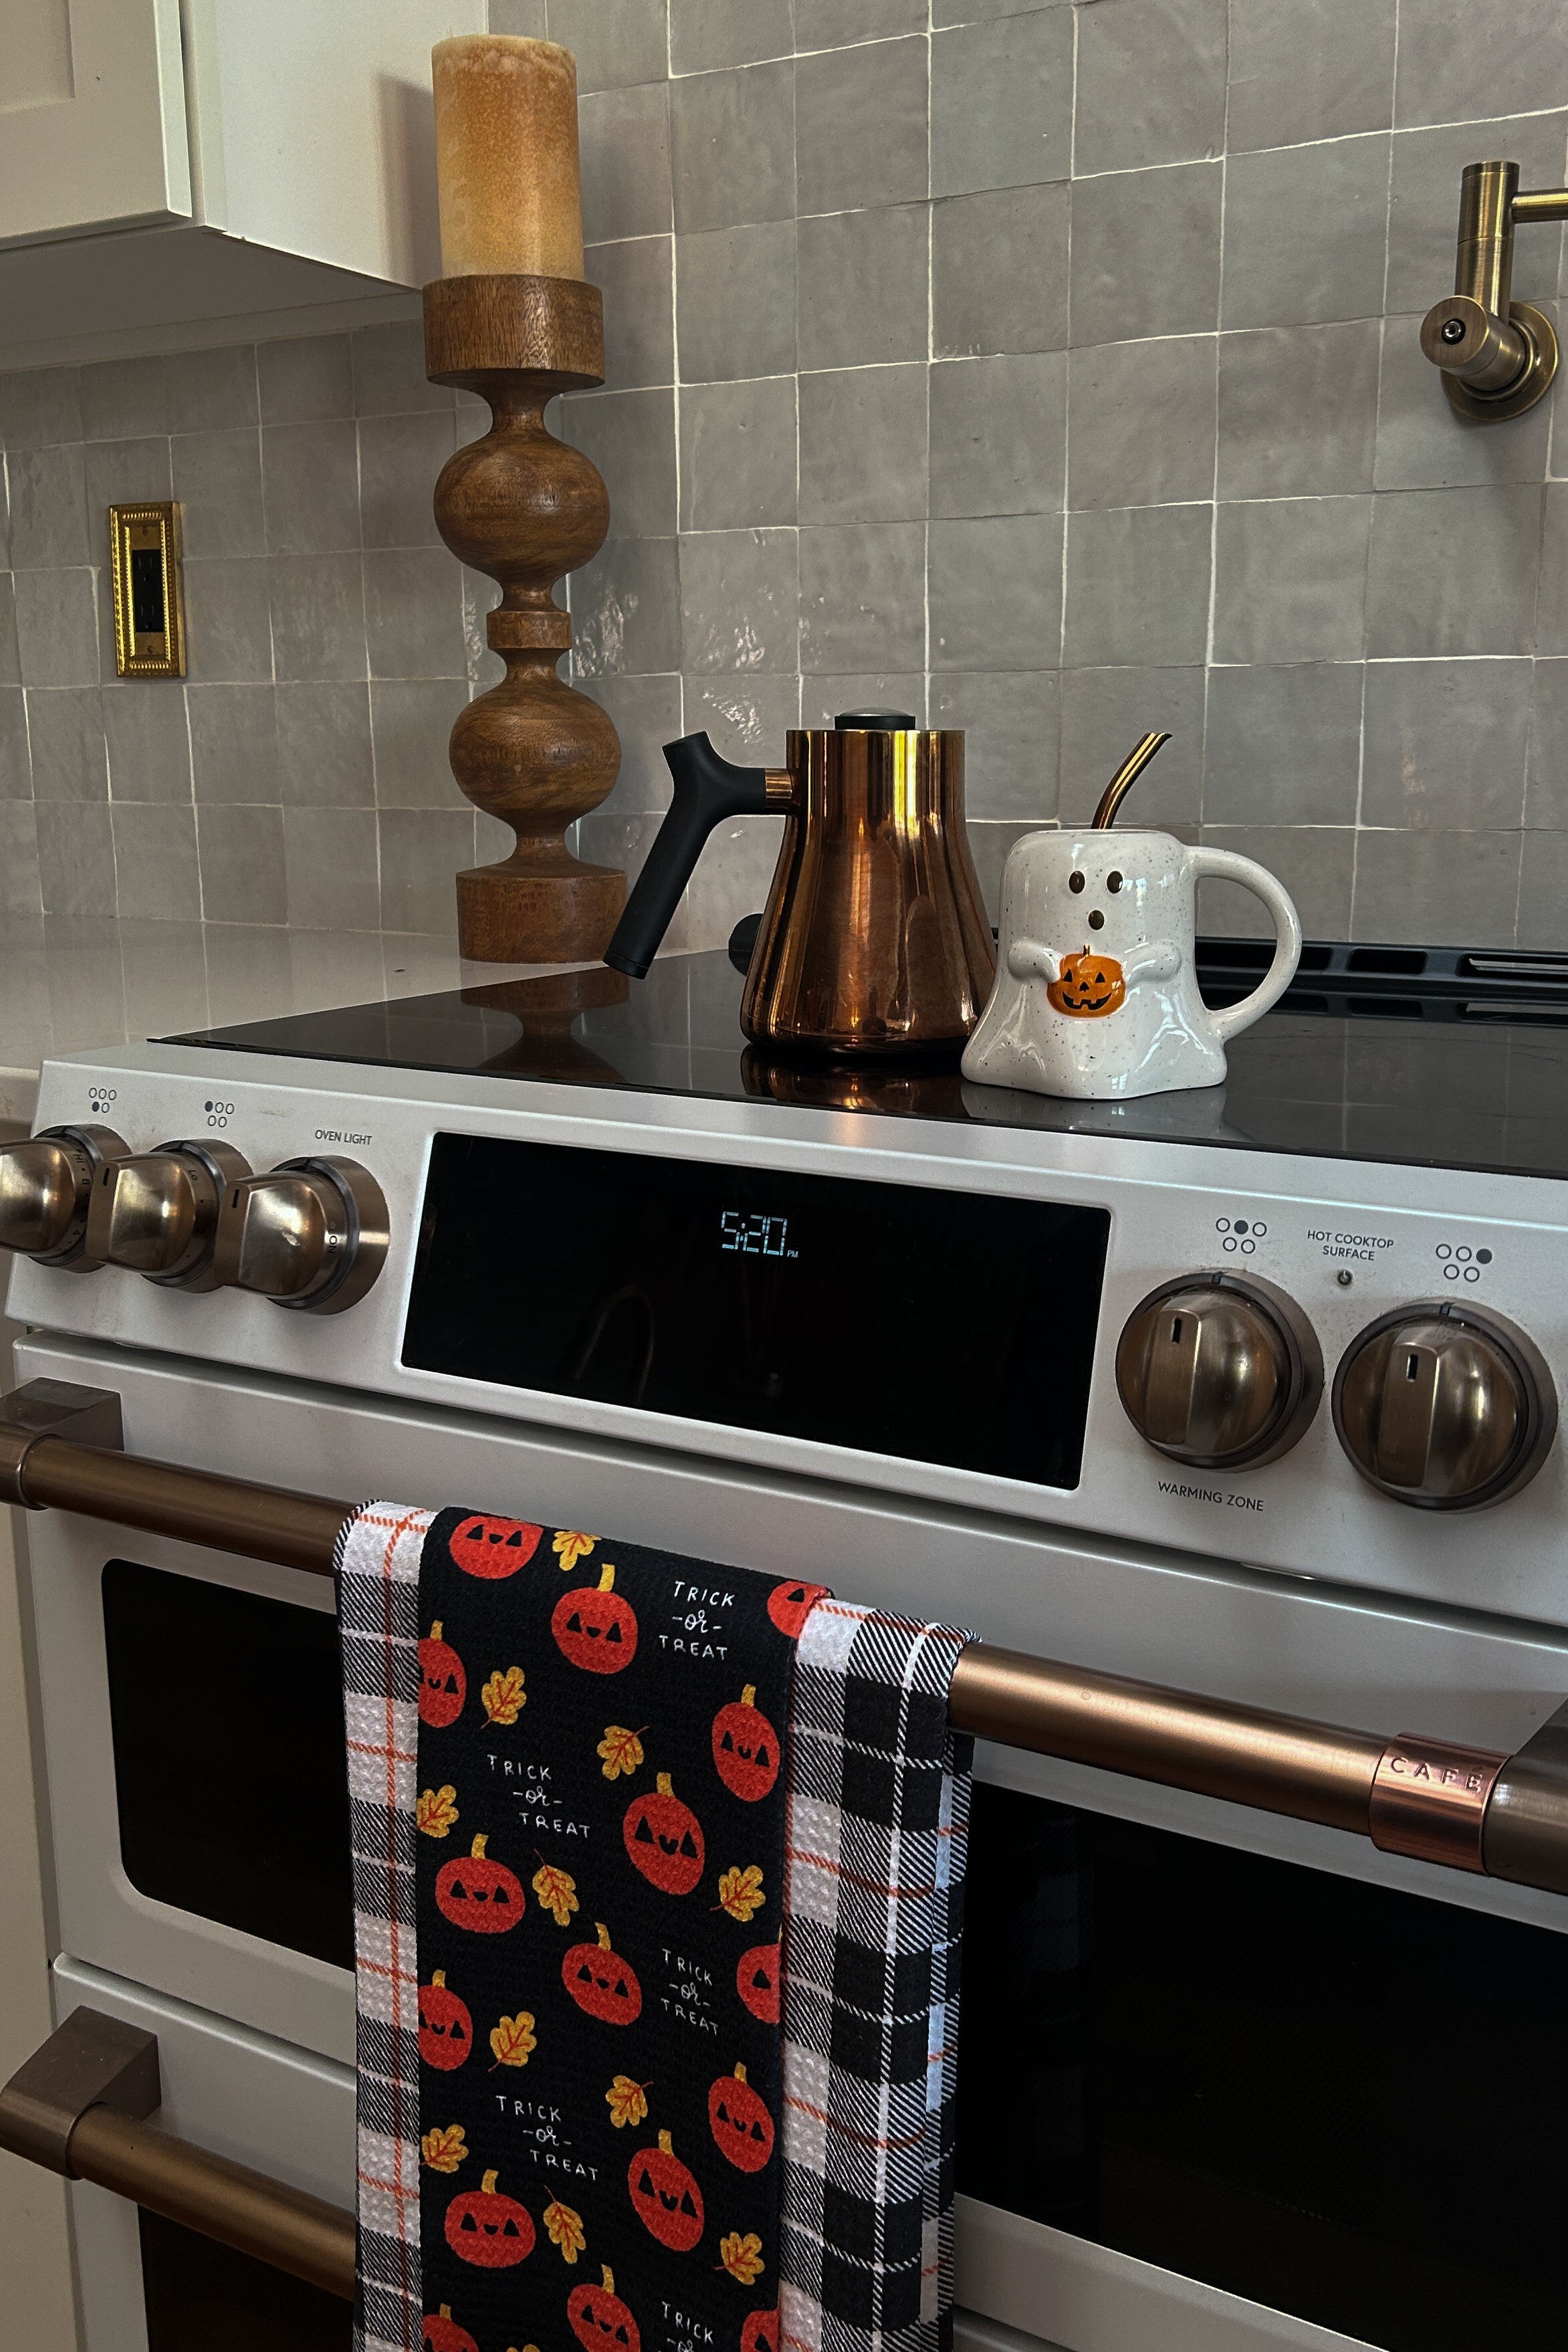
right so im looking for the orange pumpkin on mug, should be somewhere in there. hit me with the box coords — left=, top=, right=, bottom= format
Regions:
left=1046, top=950, right=1126, bottom=1019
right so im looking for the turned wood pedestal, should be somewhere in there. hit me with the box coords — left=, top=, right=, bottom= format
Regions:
left=425, top=273, right=625, bottom=963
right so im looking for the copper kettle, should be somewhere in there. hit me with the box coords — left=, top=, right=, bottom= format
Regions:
left=604, top=712, right=996, bottom=1058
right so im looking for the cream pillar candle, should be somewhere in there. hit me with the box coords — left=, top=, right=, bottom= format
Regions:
left=432, top=35, right=585, bottom=280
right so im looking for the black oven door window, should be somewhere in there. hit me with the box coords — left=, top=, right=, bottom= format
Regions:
left=102, top=1561, right=354, bottom=1969
left=957, top=1783, right=1568, bottom=2351
left=140, top=2211, right=350, bottom=2352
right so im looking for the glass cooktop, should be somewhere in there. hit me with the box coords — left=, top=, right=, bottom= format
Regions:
left=166, top=942, right=1568, bottom=1184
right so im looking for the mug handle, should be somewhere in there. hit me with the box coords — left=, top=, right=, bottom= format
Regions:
left=1184, top=847, right=1303, bottom=1045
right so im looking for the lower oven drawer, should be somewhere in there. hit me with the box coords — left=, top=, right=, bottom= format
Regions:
left=53, top=1953, right=352, bottom=2352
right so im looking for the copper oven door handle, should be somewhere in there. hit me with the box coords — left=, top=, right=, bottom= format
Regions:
left=4, top=1378, right=1567, bottom=1899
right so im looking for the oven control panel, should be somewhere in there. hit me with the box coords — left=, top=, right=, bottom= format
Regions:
left=10, top=1040, right=1568, bottom=1628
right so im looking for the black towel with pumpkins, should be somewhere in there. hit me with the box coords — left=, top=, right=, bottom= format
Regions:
left=413, top=1507, right=820, bottom=2352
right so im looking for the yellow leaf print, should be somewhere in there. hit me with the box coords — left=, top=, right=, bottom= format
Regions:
left=553, top=1530, right=596, bottom=1573
left=417, top=1784, right=459, bottom=1838
left=718, top=2232, right=765, bottom=2286
left=532, top=1860, right=579, bottom=1927
left=604, top=2074, right=651, bottom=2130
left=597, top=1724, right=646, bottom=1781
left=420, top=2123, right=467, bottom=2174
left=489, top=2012, right=538, bottom=2069
left=715, top=1864, right=766, bottom=1923
left=544, top=2197, right=586, bottom=2264
left=482, top=1665, right=526, bottom=1725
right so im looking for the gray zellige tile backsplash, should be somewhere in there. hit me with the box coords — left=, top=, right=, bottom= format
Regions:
left=6, top=0, right=1568, bottom=952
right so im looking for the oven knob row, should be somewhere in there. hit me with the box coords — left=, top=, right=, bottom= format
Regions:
left=0, top=1130, right=387, bottom=1313
left=1117, top=1276, right=1558, bottom=1511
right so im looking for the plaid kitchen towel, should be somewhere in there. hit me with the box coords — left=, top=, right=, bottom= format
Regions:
left=339, top=1502, right=437, bottom=2352
left=778, top=1600, right=974, bottom=2352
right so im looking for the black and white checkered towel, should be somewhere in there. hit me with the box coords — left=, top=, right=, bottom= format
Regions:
left=339, top=1502, right=433, bottom=2352
left=779, top=1599, right=974, bottom=2352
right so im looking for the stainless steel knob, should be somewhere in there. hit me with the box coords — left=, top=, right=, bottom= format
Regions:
left=84, top=1140, right=251, bottom=1290
left=1116, top=1273, right=1323, bottom=1470
left=215, top=1156, right=388, bottom=1313
left=1333, top=1302, right=1557, bottom=1511
left=0, top=1125, right=127, bottom=1269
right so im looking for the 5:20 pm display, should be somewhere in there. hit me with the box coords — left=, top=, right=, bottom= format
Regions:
left=719, top=1208, right=798, bottom=1259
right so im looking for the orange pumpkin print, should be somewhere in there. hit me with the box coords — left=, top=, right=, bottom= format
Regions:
left=1046, top=950, right=1126, bottom=1019
left=419, top=1622, right=465, bottom=1728
left=707, top=2062, right=774, bottom=2172
left=628, top=2129, right=705, bottom=2252
left=423, top=2309, right=478, bottom=2352
left=736, top=1943, right=780, bottom=2024
left=553, top=1564, right=639, bottom=1674
left=711, top=1685, right=780, bottom=1802
left=443, top=2168, right=534, bottom=2268
left=450, top=1515, right=543, bottom=1578
left=569, top=2264, right=641, bottom=2352
left=435, top=1834, right=526, bottom=1934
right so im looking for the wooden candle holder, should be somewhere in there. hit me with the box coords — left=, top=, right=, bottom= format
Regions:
left=425, top=272, right=625, bottom=963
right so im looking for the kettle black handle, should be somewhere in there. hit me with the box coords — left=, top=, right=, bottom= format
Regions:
left=604, top=733, right=778, bottom=979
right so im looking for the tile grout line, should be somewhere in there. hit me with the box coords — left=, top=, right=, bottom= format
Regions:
left=1349, top=15, right=1404, bottom=944
left=1200, top=3, right=1232, bottom=850
left=1058, top=0, right=1077, bottom=772
left=923, top=0, right=933, bottom=728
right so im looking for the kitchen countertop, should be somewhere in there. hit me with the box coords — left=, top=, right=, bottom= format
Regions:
left=0, top=915, right=591, bottom=1126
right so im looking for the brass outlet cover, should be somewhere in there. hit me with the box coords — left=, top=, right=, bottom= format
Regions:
left=108, top=501, right=185, bottom=677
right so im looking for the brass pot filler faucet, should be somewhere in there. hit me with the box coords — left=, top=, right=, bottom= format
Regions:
left=1422, top=159, right=1568, bottom=420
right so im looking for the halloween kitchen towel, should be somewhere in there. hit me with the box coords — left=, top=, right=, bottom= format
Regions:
left=339, top=1498, right=832, bottom=2352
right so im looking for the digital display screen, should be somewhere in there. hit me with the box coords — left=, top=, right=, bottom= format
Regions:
left=403, top=1136, right=1110, bottom=1489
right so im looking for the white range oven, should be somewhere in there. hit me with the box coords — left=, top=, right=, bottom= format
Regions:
left=4, top=946, right=1568, bottom=2352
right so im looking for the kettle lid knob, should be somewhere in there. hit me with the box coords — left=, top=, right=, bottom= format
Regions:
left=834, top=709, right=917, bottom=730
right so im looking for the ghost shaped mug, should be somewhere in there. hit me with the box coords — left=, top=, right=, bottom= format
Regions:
left=962, top=823, right=1302, bottom=1101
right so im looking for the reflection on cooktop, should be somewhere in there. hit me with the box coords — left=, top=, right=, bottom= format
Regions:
left=165, top=949, right=1568, bottom=1182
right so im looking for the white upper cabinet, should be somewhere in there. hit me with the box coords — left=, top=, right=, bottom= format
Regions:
left=0, top=0, right=483, bottom=366
left=0, top=0, right=190, bottom=244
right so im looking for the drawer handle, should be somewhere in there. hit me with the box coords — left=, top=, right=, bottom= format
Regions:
left=0, top=2008, right=354, bottom=2298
